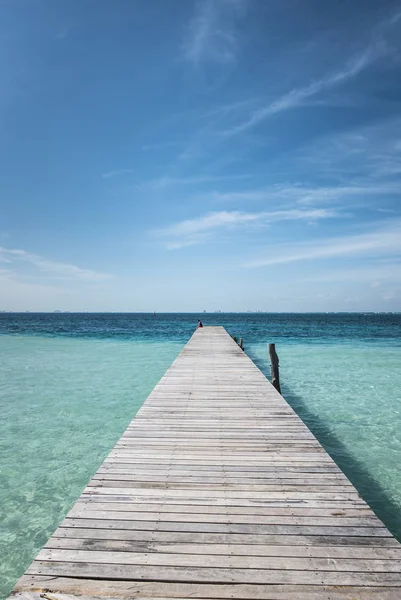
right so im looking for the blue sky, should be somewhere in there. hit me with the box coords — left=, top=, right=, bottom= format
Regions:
left=1, top=0, right=401, bottom=312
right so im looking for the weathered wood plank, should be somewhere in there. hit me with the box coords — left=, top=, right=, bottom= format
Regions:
left=72, top=501, right=375, bottom=516
left=37, top=548, right=401, bottom=572
left=59, top=517, right=392, bottom=537
left=80, top=495, right=368, bottom=507
left=66, top=509, right=381, bottom=527
left=83, top=487, right=364, bottom=499
left=11, top=579, right=401, bottom=599
left=45, top=537, right=401, bottom=558
left=25, top=561, right=401, bottom=585
left=52, top=526, right=401, bottom=546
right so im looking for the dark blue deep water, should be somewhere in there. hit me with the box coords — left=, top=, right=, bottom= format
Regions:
left=1, top=311, right=401, bottom=344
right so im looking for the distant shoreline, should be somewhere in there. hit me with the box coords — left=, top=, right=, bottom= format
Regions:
left=1, top=311, right=400, bottom=315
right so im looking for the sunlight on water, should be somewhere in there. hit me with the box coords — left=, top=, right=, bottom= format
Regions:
left=0, top=335, right=182, bottom=599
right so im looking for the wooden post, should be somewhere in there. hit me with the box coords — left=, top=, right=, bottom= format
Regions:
left=239, top=338, right=243, bottom=350
left=268, top=343, right=281, bottom=393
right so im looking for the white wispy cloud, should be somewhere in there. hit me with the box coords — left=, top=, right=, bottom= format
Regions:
left=293, top=116, right=401, bottom=182
left=244, top=219, right=401, bottom=268
left=304, top=262, right=401, bottom=285
left=200, top=97, right=262, bottom=119
left=102, top=169, right=135, bottom=179
left=183, top=0, right=247, bottom=66
left=55, top=30, right=69, bottom=41
left=201, top=181, right=400, bottom=206
left=165, top=235, right=211, bottom=251
left=145, top=173, right=251, bottom=189
left=142, top=141, right=183, bottom=151
left=218, top=5, right=401, bottom=136
left=157, top=208, right=338, bottom=249
left=386, top=6, right=401, bottom=26
left=0, top=246, right=110, bottom=281
left=224, top=42, right=388, bottom=135
left=287, top=183, right=400, bottom=206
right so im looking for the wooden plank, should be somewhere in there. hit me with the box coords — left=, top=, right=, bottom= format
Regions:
left=36, top=548, right=401, bottom=572
left=83, top=487, right=364, bottom=499
left=100, top=458, right=345, bottom=477
left=24, top=561, right=401, bottom=585
left=8, top=326, right=401, bottom=600
left=80, top=493, right=368, bottom=506
left=94, top=478, right=351, bottom=486
left=11, top=579, right=401, bottom=599
left=86, top=481, right=355, bottom=492
left=66, top=509, right=381, bottom=527
left=45, top=537, right=401, bottom=559
left=59, top=517, right=392, bottom=536
left=72, top=501, right=375, bottom=516
left=52, top=526, right=401, bottom=546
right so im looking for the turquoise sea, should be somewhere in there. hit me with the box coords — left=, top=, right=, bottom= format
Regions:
left=0, top=313, right=401, bottom=598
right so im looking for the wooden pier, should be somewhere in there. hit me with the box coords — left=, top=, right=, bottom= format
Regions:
left=9, top=326, right=401, bottom=599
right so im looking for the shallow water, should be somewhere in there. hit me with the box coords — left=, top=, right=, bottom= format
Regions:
left=250, top=343, right=401, bottom=530
left=0, top=313, right=400, bottom=598
left=0, top=334, right=182, bottom=597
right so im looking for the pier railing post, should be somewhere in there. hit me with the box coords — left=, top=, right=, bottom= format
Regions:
left=268, top=343, right=281, bottom=393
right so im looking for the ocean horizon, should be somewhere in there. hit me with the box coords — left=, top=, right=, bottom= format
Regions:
left=1, top=312, right=401, bottom=598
